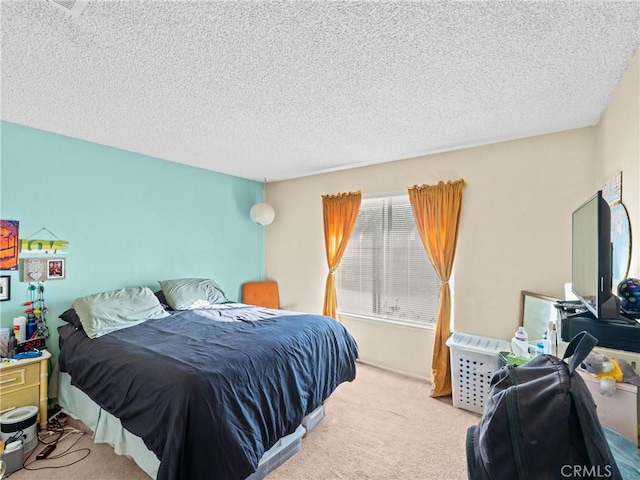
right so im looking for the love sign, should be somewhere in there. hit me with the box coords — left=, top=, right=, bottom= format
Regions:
left=21, top=239, right=69, bottom=254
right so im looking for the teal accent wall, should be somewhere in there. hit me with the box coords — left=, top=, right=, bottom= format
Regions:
left=0, top=121, right=266, bottom=360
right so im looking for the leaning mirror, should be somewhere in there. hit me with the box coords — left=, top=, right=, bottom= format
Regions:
left=519, top=291, right=560, bottom=343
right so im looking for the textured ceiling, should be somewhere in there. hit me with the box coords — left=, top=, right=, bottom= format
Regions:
left=2, top=1, right=640, bottom=182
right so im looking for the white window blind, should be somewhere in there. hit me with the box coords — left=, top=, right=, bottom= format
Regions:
left=336, top=195, right=441, bottom=325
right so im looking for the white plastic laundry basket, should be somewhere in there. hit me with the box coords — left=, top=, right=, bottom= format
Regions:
left=446, top=333, right=511, bottom=414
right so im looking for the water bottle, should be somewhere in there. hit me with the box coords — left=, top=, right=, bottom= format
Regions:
left=515, top=326, right=528, bottom=343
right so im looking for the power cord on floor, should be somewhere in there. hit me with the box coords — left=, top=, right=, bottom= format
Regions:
left=20, top=416, right=91, bottom=472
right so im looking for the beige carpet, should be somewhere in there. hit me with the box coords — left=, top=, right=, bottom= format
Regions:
left=6, top=363, right=480, bottom=480
left=6, top=427, right=149, bottom=480
left=268, top=363, right=480, bottom=480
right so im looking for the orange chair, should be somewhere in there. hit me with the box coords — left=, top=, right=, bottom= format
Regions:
left=242, top=281, right=280, bottom=309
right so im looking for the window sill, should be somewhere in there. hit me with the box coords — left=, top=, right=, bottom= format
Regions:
left=337, top=312, right=436, bottom=331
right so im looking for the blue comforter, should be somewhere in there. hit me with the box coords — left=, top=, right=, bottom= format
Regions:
left=58, top=305, right=358, bottom=480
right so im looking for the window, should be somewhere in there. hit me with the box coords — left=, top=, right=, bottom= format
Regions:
left=336, top=194, right=441, bottom=326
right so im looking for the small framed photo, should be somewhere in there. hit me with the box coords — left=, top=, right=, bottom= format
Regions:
left=0, top=275, right=10, bottom=301
left=47, top=258, right=65, bottom=280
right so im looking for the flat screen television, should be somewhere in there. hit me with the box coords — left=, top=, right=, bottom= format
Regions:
left=571, top=190, right=620, bottom=319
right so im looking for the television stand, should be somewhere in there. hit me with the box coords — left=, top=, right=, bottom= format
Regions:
left=560, top=313, right=640, bottom=353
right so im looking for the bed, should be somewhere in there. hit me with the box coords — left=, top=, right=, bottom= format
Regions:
left=56, top=281, right=358, bottom=480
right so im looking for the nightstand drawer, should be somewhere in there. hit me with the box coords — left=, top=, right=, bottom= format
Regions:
left=0, top=385, right=39, bottom=415
left=0, top=363, right=39, bottom=393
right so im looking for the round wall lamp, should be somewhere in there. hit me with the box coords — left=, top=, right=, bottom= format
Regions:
left=250, top=203, right=275, bottom=226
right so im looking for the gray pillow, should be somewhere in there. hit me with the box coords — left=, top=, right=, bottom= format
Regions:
left=158, top=278, right=228, bottom=310
left=73, top=286, right=171, bottom=339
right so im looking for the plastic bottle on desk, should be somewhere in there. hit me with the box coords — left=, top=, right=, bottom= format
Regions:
left=515, top=326, right=528, bottom=342
left=12, top=316, right=26, bottom=343
left=544, top=321, right=558, bottom=356
left=7, top=330, right=17, bottom=358
left=511, top=326, right=530, bottom=359
left=26, top=317, right=37, bottom=340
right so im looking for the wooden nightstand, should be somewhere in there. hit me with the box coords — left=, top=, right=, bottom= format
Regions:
left=0, top=350, right=51, bottom=430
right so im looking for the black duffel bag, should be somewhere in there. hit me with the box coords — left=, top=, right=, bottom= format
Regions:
left=466, top=331, right=622, bottom=480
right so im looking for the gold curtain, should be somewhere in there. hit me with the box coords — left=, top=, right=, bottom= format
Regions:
left=407, top=179, right=466, bottom=397
left=322, top=191, right=362, bottom=318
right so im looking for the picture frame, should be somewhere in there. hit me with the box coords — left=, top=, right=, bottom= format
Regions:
left=0, top=219, right=19, bottom=271
left=21, top=257, right=66, bottom=281
left=47, top=258, right=65, bottom=280
left=0, top=275, right=10, bottom=301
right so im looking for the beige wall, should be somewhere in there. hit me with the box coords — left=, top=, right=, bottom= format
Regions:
left=265, top=47, right=639, bottom=380
left=266, top=129, right=595, bottom=378
left=596, top=48, right=640, bottom=279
